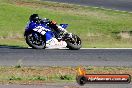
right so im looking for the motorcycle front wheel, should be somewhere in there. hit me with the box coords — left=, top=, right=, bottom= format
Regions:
left=66, top=34, right=82, bottom=50
left=25, top=32, right=46, bottom=49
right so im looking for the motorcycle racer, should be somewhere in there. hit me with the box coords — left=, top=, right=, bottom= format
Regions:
left=29, top=14, right=67, bottom=37
left=24, top=14, right=81, bottom=49
left=28, top=14, right=68, bottom=48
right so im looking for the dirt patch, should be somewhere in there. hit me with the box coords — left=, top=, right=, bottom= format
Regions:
left=11, top=0, right=81, bottom=13
left=15, top=1, right=39, bottom=8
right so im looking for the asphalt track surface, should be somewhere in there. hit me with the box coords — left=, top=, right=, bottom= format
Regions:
left=0, top=46, right=132, bottom=66
left=43, top=0, right=132, bottom=11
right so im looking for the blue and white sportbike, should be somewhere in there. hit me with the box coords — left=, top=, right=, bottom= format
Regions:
left=24, top=15, right=81, bottom=50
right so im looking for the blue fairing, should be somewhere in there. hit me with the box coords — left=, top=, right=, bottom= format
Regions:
left=45, top=31, right=54, bottom=41
left=25, top=22, right=68, bottom=42
left=60, top=24, right=68, bottom=29
left=26, top=21, right=54, bottom=41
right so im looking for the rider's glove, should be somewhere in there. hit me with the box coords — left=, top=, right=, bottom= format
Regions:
left=57, top=25, right=68, bottom=33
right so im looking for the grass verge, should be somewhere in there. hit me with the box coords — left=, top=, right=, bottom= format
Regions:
left=0, top=66, right=131, bottom=84
left=0, top=0, right=132, bottom=47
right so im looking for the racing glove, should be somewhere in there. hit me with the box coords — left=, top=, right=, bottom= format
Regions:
left=57, top=25, right=68, bottom=34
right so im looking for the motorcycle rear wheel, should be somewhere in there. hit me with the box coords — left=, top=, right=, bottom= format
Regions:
left=25, top=32, right=46, bottom=49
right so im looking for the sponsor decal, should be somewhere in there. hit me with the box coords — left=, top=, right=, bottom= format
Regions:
left=33, top=26, right=50, bottom=35
left=76, top=66, right=131, bottom=85
left=46, top=38, right=67, bottom=48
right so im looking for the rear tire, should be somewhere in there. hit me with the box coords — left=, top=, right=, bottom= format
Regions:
left=25, top=32, right=46, bottom=49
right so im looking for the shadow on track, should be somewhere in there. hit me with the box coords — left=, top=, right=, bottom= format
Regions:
left=0, top=45, right=30, bottom=49
left=0, top=45, right=71, bottom=50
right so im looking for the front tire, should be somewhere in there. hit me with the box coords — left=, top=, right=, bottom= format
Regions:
left=66, top=34, right=81, bottom=50
left=25, top=32, right=46, bottom=49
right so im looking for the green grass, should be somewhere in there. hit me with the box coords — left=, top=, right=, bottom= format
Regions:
left=0, top=0, right=132, bottom=48
left=0, top=66, right=131, bottom=84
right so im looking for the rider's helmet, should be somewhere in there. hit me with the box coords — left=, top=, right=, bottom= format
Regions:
left=29, top=14, right=41, bottom=23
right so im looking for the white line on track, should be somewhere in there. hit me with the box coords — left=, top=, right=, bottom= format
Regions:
left=81, top=48, right=132, bottom=49
left=28, top=47, right=132, bottom=49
